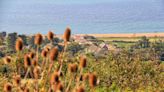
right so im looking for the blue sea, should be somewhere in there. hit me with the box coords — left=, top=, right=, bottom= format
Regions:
left=0, top=0, right=164, bottom=34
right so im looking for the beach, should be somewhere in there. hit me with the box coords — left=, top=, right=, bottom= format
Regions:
left=77, top=33, right=164, bottom=38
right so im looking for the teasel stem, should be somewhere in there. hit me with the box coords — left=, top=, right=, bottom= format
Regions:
left=36, top=45, right=39, bottom=61
left=66, top=73, right=73, bottom=92
left=59, top=41, right=67, bottom=74
left=24, top=67, right=33, bottom=79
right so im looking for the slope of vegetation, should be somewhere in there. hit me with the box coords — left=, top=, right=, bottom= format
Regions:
left=0, top=29, right=164, bottom=92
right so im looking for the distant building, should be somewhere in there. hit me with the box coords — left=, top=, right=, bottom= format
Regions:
left=99, top=42, right=109, bottom=50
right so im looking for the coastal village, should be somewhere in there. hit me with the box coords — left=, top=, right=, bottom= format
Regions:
left=0, top=32, right=116, bottom=58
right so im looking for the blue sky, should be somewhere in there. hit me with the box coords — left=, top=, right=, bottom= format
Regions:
left=0, top=0, right=157, bottom=5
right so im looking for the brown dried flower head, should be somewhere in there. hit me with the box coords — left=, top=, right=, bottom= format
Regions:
left=57, top=82, right=64, bottom=92
left=4, top=56, right=12, bottom=64
left=4, top=83, right=12, bottom=92
left=63, top=27, right=71, bottom=42
left=29, top=52, right=35, bottom=59
left=50, top=72, right=60, bottom=84
left=47, top=31, right=54, bottom=41
left=50, top=47, right=58, bottom=61
left=24, top=54, right=31, bottom=68
left=13, top=75, right=21, bottom=86
left=76, top=86, right=85, bottom=92
left=33, top=66, right=41, bottom=79
left=79, top=56, right=87, bottom=69
left=41, top=49, right=48, bottom=58
left=32, top=58, right=38, bottom=66
left=89, top=73, right=97, bottom=88
left=15, top=37, right=23, bottom=51
left=68, top=63, right=78, bottom=73
left=24, top=87, right=30, bottom=92
left=34, top=33, right=43, bottom=45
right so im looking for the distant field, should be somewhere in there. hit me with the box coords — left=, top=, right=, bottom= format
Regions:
left=97, top=37, right=164, bottom=48
left=98, top=37, right=164, bottom=42
left=83, top=33, right=164, bottom=38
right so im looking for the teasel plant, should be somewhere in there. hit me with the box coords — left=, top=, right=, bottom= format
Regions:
left=47, top=31, right=54, bottom=45
left=34, top=33, right=43, bottom=61
left=15, top=37, right=24, bottom=74
left=41, top=49, right=48, bottom=71
left=58, top=27, right=71, bottom=75
left=13, top=74, right=21, bottom=91
left=48, top=47, right=59, bottom=75
left=76, top=56, right=87, bottom=87
left=33, top=66, right=41, bottom=92
left=89, top=73, right=97, bottom=92
left=24, top=54, right=33, bottom=79
left=66, top=63, right=78, bottom=92
left=4, top=82, right=12, bottom=92
left=49, top=71, right=60, bottom=91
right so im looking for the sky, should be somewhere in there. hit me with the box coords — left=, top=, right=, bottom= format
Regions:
left=0, top=0, right=158, bottom=5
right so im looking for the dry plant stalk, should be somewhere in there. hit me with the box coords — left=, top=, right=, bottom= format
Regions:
left=15, top=37, right=24, bottom=74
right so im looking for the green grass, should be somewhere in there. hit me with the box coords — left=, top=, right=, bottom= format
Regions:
left=98, top=37, right=164, bottom=42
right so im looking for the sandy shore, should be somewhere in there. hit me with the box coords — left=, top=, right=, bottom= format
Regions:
left=76, top=33, right=164, bottom=38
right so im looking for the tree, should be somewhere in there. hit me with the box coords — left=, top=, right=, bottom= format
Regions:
left=6, top=32, right=17, bottom=52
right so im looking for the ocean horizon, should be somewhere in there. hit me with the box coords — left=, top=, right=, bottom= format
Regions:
left=0, top=0, right=164, bottom=35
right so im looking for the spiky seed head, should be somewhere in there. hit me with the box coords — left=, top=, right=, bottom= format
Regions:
left=41, top=49, right=48, bottom=58
left=32, top=58, right=38, bottom=66
left=63, top=27, right=71, bottom=42
left=50, top=72, right=60, bottom=84
left=50, top=47, right=58, bottom=61
left=29, top=52, right=35, bottom=59
left=24, top=87, right=30, bottom=92
left=79, top=56, right=87, bottom=69
left=4, top=56, right=12, bottom=64
left=68, top=64, right=78, bottom=73
left=57, top=82, right=64, bottom=92
left=89, top=73, right=97, bottom=88
left=15, top=38, right=23, bottom=51
left=33, top=66, right=41, bottom=79
left=47, top=31, right=54, bottom=41
left=24, top=54, right=31, bottom=68
left=34, top=33, right=43, bottom=45
left=76, top=86, right=85, bottom=92
left=4, top=83, right=12, bottom=92
left=13, top=75, right=21, bottom=87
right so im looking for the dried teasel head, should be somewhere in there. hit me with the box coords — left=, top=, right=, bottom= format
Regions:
left=79, top=56, right=87, bottom=69
left=28, top=52, right=35, bottom=59
left=56, top=82, right=64, bottom=92
left=76, top=86, right=85, bottom=92
left=63, top=27, right=71, bottom=42
left=33, top=66, right=41, bottom=79
left=68, top=63, right=78, bottom=73
left=13, top=75, right=21, bottom=87
left=4, top=83, right=12, bottom=92
left=89, top=73, right=97, bottom=88
left=24, top=54, right=31, bottom=68
left=50, top=72, right=60, bottom=84
left=47, top=31, right=54, bottom=41
left=34, top=33, right=43, bottom=45
left=32, top=58, right=38, bottom=66
left=3, top=56, right=12, bottom=64
left=24, top=87, right=30, bottom=92
left=41, top=49, right=48, bottom=58
left=15, top=37, right=23, bottom=51
left=50, top=47, right=58, bottom=61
